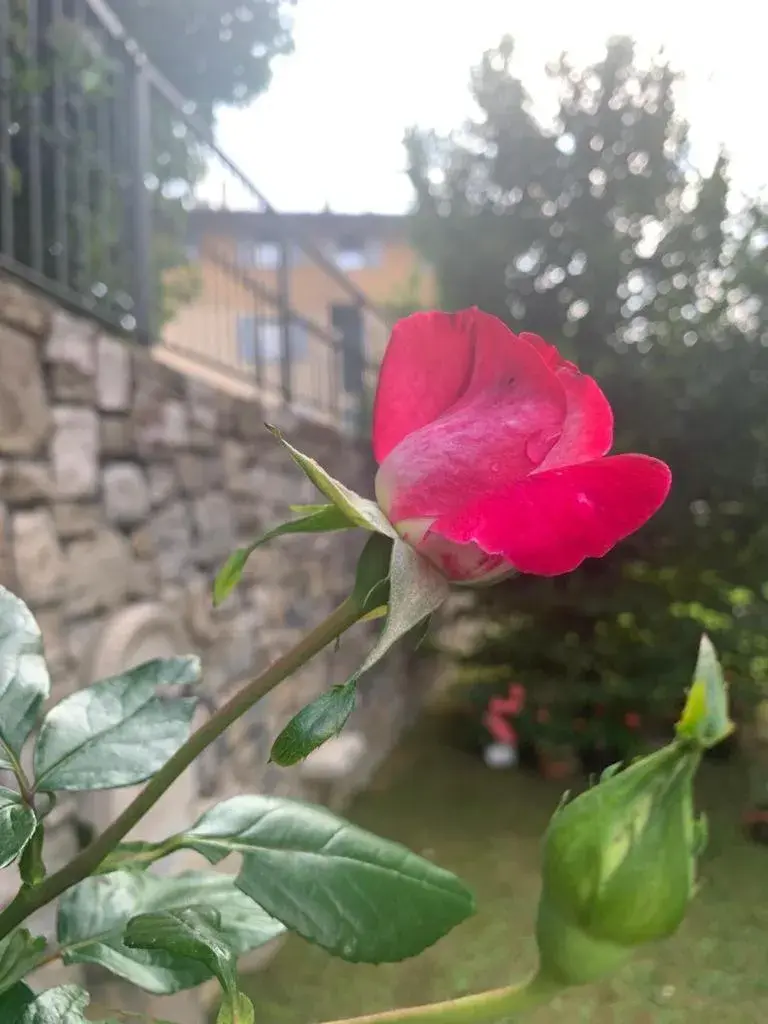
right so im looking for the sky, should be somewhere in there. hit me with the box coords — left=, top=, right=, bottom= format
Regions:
left=202, top=0, right=765, bottom=214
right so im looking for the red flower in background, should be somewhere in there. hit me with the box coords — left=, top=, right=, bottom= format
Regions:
left=484, top=683, right=526, bottom=745
left=373, top=308, right=671, bottom=583
left=624, top=712, right=642, bottom=730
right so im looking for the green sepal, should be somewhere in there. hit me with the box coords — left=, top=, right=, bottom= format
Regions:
left=213, top=504, right=353, bottom=606
left=266, top=425, right=397, bottom=537
left=676, top=634, right=735, bottom=749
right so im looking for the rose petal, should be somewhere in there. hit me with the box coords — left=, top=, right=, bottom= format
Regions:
left=429, top=454, right=672, bottom=576
left=536, top=366, right=614, bottom=470
left=373, top=309, right=563, bottom=464
left=519, top=332, right=613, bottom=469
left=375, top=331, right=567, bottom=523
left=519, top=332, right=572, bottom=371
left=391, top=516, right=512, bottom=583
left=372, top=311, right=476, bottom=464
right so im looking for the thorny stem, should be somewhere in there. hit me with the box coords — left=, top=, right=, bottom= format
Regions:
left=0, top=598, right=364, bottom=941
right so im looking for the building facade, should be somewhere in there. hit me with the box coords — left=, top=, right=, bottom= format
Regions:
left=161, top=210, right=436, bottom=423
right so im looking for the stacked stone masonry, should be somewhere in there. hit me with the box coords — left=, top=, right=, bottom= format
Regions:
left=0, top=274, right=426, bottom=1020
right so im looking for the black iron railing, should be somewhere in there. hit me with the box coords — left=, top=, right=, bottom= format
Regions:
left=0, top=0, right=385, bottom=431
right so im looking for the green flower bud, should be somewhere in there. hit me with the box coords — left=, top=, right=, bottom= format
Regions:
left=536, top=742, right=703, bottom=986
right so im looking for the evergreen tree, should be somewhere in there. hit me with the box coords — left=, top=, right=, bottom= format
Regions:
left=407, top=37, right=768, bottom=719
left=108, top=0, right=295, bottom=117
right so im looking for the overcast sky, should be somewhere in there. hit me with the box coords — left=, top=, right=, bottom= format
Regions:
left=202, top=0, right=765, bottom=213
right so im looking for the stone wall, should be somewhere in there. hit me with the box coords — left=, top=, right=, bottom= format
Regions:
left=0, top=274, right=426, bottom=1020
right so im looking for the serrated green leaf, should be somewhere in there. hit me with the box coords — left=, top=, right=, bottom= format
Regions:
left=270, top=681, right=357, bottom=767
left=171, top=795, right=476, bottom=962
left=213, top=505, right=353, bottom=606
left=16, top=985, right=90, bottom=1024
left=33, top=657, right=200, bottom=792
left=0, top=788, right=36, bottom=869
left=0, top=931, right=47, bottom=997
left=0, top=982, right=34, bottom=1020
left=676, top=634, right=735, bottom=749
left=0, top=587, right=51, bottom=773
left=216, top=992, right=255, bottom=1024
left=353, top=540, right=448, bottom=683
left=125, top=906, right=238, bottom=1005
left=267, top=425, right=397, bottom=537
left=57, top=871, right=284, bottom=994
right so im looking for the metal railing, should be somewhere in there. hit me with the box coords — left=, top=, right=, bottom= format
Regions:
left=0, top=0, right=387, bottom=432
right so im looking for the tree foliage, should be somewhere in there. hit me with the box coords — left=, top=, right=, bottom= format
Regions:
left=407, top=36, right=768, bottom=716
left=108, top=0, right=295, bottom=117
left=4, top=1, right=293, bottom=329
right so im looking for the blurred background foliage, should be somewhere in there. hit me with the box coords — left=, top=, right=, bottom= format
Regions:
left=405, top=36, right=768, bottom=740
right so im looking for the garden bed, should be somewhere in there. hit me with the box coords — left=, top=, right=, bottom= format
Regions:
left=241, top=716, right=768, bottom=1024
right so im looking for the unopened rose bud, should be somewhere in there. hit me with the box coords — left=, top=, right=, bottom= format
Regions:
left=372, top=308, right=671, bottom=584
left=536, top=742, right=704, bottom=986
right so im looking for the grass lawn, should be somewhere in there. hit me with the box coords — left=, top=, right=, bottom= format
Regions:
left=241, top=718, right=768, bottom=1023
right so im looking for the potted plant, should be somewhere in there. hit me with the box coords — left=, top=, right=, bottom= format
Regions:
left=525, top=705, right=581, bottom=781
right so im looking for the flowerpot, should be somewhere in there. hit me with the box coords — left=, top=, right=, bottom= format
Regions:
left=536, top=744, right=579, bottom=781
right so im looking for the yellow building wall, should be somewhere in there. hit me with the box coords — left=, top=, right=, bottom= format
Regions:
left=161, top=229, right=436, bottom=420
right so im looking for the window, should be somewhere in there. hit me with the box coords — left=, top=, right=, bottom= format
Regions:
left=235, top=240, right=282, bottom=268
left=331, top=303, right=365, bottom=392
left=334, top=235, right=371, bottom=271
left=237, top=315, right=309, bottom=364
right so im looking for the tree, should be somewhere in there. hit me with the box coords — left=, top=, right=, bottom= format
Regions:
left=4, top=1, right=293, bottom=328
left=105, top=0, right=295, bottom=116
left=407, top=36, right=768, bottom=723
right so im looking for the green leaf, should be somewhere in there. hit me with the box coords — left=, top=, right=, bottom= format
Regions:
left=270, top=681, right=357, bottom=767
left=354, top=540, right=448, bottom=683
left=0, top=983, right=34, bottom=1020
left=173, top=795, right=476, bottom=962
left=289, top=503, right=332, bottom=515
left=360, top=605, right=387, bottom=622
left=57, top=871, right=284, bottom=994
left=408, top=614, right=433, bottom=651
left=18, top=825, right=46, bottom=887
left=216, top=992, right=255, bottom=1024
left=0, top=587, right=51, bottom=773
left=213, top=505, right=353, bottom=606
left=94, top=839, right=174, bottom=875
left=267, top=425, right=397, bottom=537
left=33, top=657, right=200, bottom=792
left=351, top=532, right=392, bottom=614
left=15, top=985, right=90, bottom=1024
left=676, top=634, right=735, bottom=749
left=0, top=931, right=47, bottom=996
left=124, top=906, right=239, bottom=1005
left=0, top=788, right=37, bottom=868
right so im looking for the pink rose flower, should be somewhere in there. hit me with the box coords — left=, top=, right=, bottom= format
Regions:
left=373, top=308, right=671, bottom=583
